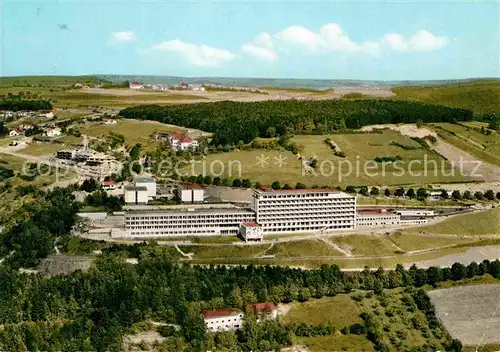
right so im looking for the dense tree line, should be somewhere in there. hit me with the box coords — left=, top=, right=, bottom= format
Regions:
left=0, top=249, right=498, bottom=350
left=0, top=99, right=52, bottom=111
left=0, top=187, right=80, bottom=267
left=119, top=100, right=473, bottom=145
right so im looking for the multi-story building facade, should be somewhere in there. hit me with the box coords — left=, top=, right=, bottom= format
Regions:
left=125, top=205, right=256, bottom=237
left=251, top=189, right=356, bottom=234
left=356, top=209, right=401, bottom=228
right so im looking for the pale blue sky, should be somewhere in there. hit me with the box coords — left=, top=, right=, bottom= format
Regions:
left=1, top=1, right=499, bottom=80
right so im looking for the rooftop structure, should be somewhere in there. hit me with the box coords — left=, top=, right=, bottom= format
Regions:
left=239, top=221, right=263, bottom=242
left=134, top=177, right=157, bottom=200
left=124, top=185, right=148, bottom=205
left=176, top=183, right=205, bottom=203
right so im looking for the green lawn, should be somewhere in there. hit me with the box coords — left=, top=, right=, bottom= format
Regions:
left=297, top=335, right=374, bottom=352
left=182, top=131, right=471, bottom=187
left=388, top=233, right=478, bottom=251
left=430, top=123, right=500, bottom=167
left=188, top=243, right=496, bottom=269
left=407, top=208, right=500, bottom=235
left=391, top=79, right=500, bottom=116
left=285, top=288, right=455, bottom=352
left=330, top=235, right=401, bottom=256
left=21, top=143, right=65, bottom=156
left=80, top=119, right=185, bottom=150
left=179, top=244, right=268, bottom=259
left=284, top=295, right=363, bottom=329
left=0, top=152, right=76, bottom=187
left=265, top=240, right=344, bottom=257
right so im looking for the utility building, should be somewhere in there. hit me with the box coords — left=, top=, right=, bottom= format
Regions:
left=124, top=185, right=148, bottom=205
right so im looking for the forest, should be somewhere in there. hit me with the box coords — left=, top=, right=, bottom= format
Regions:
left=119, top=100, right=473, bottom=145
left=0, top=243, right=498, bottom=351
left=0, top=99, right=52, bottom=111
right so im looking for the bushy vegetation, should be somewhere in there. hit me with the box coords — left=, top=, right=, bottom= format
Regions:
left=0, top=92, right=52, bottom=111
left=0, top=187, right=80, bottom=267
left=0, top=255, right=497, bottom=350
left=119, top=100, right=473, bottom=145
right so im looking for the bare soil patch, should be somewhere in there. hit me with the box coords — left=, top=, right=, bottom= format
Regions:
left=428, top=284, right=500, bottom=346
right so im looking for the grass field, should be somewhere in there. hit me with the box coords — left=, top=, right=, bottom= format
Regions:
left=392, top=79, right=500, bottom=116
left=296, top=335, right=374, bottom=352
left=0, top=82, right=203, bottom=109
left=428, top=284, right=500, bottom=346
left=178, top=244, right=268, bottom=259
left=21, top=143, right=66, bottom=156
left=388, top=233, right=478, bottom=251
left=187, top=241, right=499, bottom=269
left=284, top=295, right=363, bottom=328
left=182, top=131, right=471, bottom=187
left=0, top=152, right=76, bottom=187
left=265, top=240, right=343, bottom=257
left=285, top=288, right=454, bottom=351
left=357, top=196, right=461, bottom=207
left=430, top=122, right=500, bottom=167
left=406, top=208, right=500, bottom=235
left=80, top=119, right=185, bottom=150
left=330, top=235, right=401, bottom=256
left=55, top=135, right=82, bottom=145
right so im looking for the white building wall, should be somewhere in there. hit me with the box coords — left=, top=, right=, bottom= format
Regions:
left=396, top=210, right=434, bottom=217
left=125, top=209, right=257, bottom=237
left=356, top=214, right=401, bottom=228
left=253, top=190, right=356, bottom=234
left=124, top=189, right=136, bottom=204
left=240, top=225, right=263, bottom=241
left=136, top=190, right=149, bottom=204
left=204, top=313, right=243, bottom=332
left=192, top=189, right=204, bottom=202
left=135, top=181, right=156, bottom=199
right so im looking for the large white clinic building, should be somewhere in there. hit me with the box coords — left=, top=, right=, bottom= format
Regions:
left=123, top=188, right=356, bottom=237
left=125, top=204, right=256, bottom=237
left=251, top=189, right=356, bottom=233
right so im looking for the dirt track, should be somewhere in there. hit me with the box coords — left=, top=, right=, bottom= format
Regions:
left=362, top=124, right=500, bottom=182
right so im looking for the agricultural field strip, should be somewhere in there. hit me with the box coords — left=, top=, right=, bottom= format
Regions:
left=428, top=284, right=500, bottom=346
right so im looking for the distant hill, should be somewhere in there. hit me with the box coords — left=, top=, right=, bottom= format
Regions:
left=0, top=75, right=110, bottom=88
left=391, top=79, right=500, bottom=116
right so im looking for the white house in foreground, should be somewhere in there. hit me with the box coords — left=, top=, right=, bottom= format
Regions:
left=202, top=303, right=278, bottom=333
left=169, top=131, right=198, bottom=151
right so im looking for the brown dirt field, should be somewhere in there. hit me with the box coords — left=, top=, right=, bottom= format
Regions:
left=428, top=284, right=500, bottom=346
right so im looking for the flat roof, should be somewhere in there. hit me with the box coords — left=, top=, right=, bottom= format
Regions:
left=242, top=221, right=261, bottom=227
left=134, top=177, right=156, bottom=183
left=357, top=209, right=397, bottom=216
left=202, top=309, right=241, bottom=319
left=126, top=207, right=254, bottom=216
left=178, top=182, right=204, bottom=190
left=254, top=188, right=342, bottom=194
left=125, top=185, right=148, bottom=191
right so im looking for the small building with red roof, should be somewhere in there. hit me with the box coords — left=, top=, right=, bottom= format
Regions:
left=239, top=221, right=263, bottom=242
left=129, top=81, right=144, bottom=90
left=201, top=308, right=243, bottom=332
left=201, top=302, right=279, bottom=332
left=169, top=131, right=198, bottom=151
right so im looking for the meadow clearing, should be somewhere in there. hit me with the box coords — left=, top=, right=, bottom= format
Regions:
left=429, top=123, right=500, bottom=167
left=406, top=208, right=500, bottom=236
left=79, top=119, right=186, bottom=150
left=181, top=131, right=472, bottom=187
